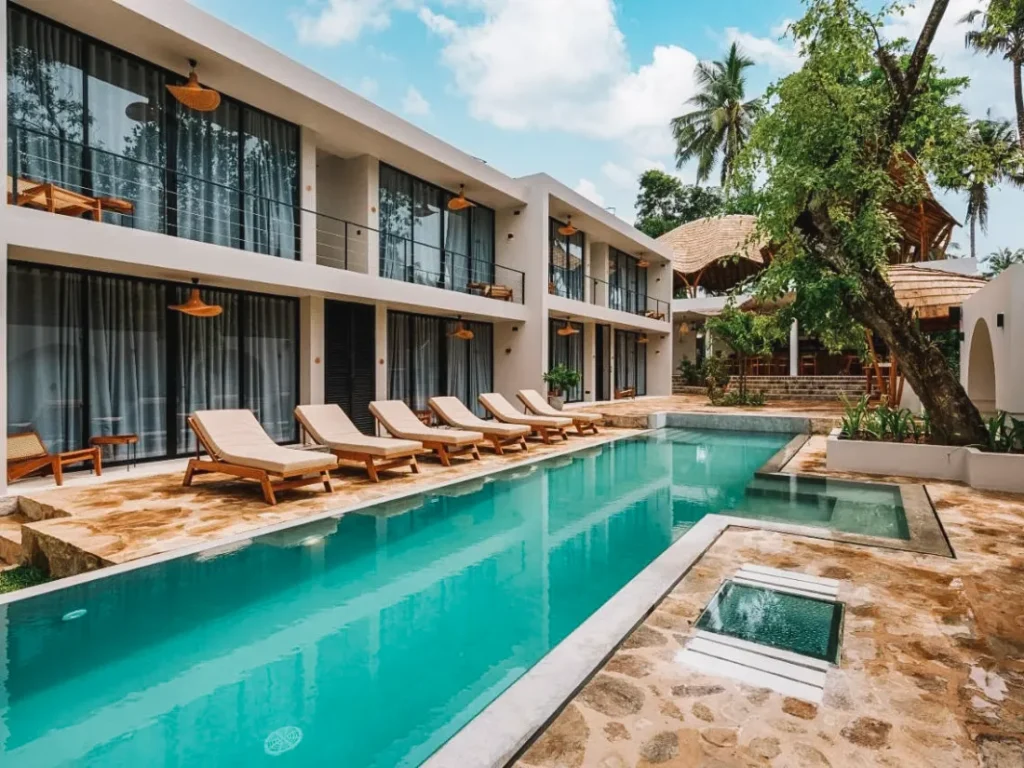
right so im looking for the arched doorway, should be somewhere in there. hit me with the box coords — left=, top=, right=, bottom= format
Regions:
left=968, top=319, right=996, bottom=413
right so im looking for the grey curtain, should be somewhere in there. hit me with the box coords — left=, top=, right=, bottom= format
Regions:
left=87, top=45, right=166, bottom=234
left=614, top=330, right=647, bottom=395
left=244, top=294, right=297, bottom=442
left=444, top=206, right=470, bottom=291
left=549, top=321, right=584, bottom=402
left=6, top=265, right=83, bottom=453
left=379, top=165, right=412, bottom=280
left=6, top=7, right=84, bottom=196
left=243, top=111, right=298, bottom=259
left=412, top=179, right=442, bottom=286
left=177, top=289, right=241, bottom=452
left=471, top=207, right=495, bottom=285
left=176, top=100, right=241, bottom=249
left=87, top=275, right=167, bottom=458
left=462, top=322, right=493, bottom=417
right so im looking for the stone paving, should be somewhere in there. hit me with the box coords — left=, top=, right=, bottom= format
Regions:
left=516, top=439, right=1024, bottom=768
left=585, top=397, right=843, bottom=434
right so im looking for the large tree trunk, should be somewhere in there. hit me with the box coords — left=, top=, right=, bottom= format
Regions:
left=970, top=215, right=977, bottom=260
left=1014, top=58, right=1024, bottom=151
left=851, top=264, right=986, bottom=446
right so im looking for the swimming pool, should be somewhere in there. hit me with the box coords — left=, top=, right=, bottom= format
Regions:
left=0, top=428, right=906, bottom=766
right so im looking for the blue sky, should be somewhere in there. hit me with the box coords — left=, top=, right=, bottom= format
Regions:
left=193, top=0, right=1022, bottom=260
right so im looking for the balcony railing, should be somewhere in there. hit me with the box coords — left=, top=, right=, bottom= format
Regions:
left=590, top=274, right=669, bottom=320
left=548, top=263, right=585, bottom=301
left=7, top=123, right=523, bottom=304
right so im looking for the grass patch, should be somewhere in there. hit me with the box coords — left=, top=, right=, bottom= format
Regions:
left=0, top=565, right=48, bottom=595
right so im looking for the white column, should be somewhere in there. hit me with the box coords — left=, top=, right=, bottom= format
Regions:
left=299, top=297, right=325, bottom=411
left=789, top=319, right=799, bottom=377
left=299, top=127, right=318, bottom=264
left=374, top=304, right=388, bottom=402
left=583, top=322, right=596, bottom=401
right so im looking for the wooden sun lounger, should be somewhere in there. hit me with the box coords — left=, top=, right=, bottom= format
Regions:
left=478, top=393, right=571, bottom=444
left=517, top=389, right=602, bottom=435
left=295, top=404, right=422, bottom=482
left=370, top=400, right=485, bottom=467
left=6, top=431, right=102, bottom=486
left=428, top=396, right=530, bottom=455
left=184, top=409, right=337, bottom=505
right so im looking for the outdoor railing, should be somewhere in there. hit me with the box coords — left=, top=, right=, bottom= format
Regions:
left=589, top=274, right=670, bottom=320
left=7, top=123, right=524, bottom=303
left=548, top=263, right=585, bottom=301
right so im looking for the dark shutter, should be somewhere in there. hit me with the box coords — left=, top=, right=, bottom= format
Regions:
left=324, top=300, right=377, bottom=433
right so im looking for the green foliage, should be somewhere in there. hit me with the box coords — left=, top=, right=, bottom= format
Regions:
left=706, top=306, right=787, bottom=400
left=714, top=389, right=767, bottom=407
left=840, top=395, right=927, bottom=444
left=982, top=247, right=1024, bottom=276
left=983, top=412, right=1024, bottom=453
left=634, top=171, right=727, bottom=238
left=678, top=355, right=732, bottom=390
left=672, top=42, right=766, bottom=185
left=928, top=329, right=960, bottom=379
left=677, top=357, right=703, bottom=386
left=962, top=0, right=1024, bottom=152
left=0, top=566, right=47, bottom=595
left=542, top=364, right=581, bottom=396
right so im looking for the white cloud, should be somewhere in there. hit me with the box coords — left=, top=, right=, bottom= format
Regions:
left=402, top=86, right=431, bottom=116
left=725, top=22, right=801, bottom=75
left=601, top=158, right=667, bottom=189
left=573, top=179, right=606, bottom=208
left=293, top=0, right=416, bottom=45
left=419, top=0, right=699, bottom=143
left=356, top=76, right=379, bottom=97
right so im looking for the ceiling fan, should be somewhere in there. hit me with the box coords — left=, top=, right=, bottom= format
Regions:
left=448, top=316, right=475, bottom=341
left=447, top=185, right=475, bottom=212
left=557, top=216, right=578, bottom=237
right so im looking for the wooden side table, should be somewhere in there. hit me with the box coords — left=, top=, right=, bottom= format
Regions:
left=90, top=434, right=139, bottom=470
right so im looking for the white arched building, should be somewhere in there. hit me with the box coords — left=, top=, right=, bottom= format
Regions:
left=961, top=263, right=1024, bottom=417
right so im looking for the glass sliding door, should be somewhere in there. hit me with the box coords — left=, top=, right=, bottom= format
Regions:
left=549, top=219, right=584, bottom=301
left=387, top=311, right=493, bottom=416
left=470, top=207, right=495, bottom=285
left=549, top=320, right=584, bottom=402
left=6, top=6, right=85, bottom=196
left=615, top=330, right=647, bottom=395
left=445, top=205, right=470, bottom=292
left=86, top=44, right=166, bottom=233
left=379, top=164, right=413, bottom=280
left=412, top=179, right=443, bottom=286
left=87, top=274, right=167, bottom=458
left=242, top=110, right=298, bottom=259
left=7, top=264, right=84, bottom=453
left=243, top=294, right=298, bottom=442
left=609, top=248, right=646, bottom=313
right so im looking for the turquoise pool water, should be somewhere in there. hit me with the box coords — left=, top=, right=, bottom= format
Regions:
left=0, top=429, right=904, bottom=766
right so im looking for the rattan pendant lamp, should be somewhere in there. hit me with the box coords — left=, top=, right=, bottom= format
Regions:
left=447, top=185, right=475, bottom=212
left=448, top=316, right=475, bottom=341
left=557, top=217, right=578, bottom=237
left=170, top=278, right=223, bottom=318
left=167, top=59, right=222, bottom=112
left=556, top=317, right=580, bottom=337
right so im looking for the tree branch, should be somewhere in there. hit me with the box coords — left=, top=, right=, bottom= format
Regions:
left=903, top=0, right=950, bottom=101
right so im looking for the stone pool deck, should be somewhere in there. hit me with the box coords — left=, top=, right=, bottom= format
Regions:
left=11, top=428, right=639, bottom=578
left=515, top=438, right=1024, bottom=768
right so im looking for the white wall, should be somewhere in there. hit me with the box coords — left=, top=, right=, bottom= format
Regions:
left=962, top=264, right=1024, bottom=416
left=299, top=296, right=325, bottom=406
left=316, top=153, right=378, bottom=274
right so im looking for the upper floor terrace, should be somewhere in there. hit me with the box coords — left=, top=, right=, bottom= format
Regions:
left=3, top=1, right=528, bottom=305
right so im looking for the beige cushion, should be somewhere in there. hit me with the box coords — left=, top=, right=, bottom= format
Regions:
left=429, top=397, right=531, bottom=438
left=518, top=390, right=603, bottom=423
left=192, top=410, right=338, bottom=475
left=370, top=400, right=484, bottom=446
left=479, top=393, right=573, bottom=428
left=296, top=404, right=422, bottom=458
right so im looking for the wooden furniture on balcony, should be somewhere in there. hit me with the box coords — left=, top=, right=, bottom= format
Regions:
left=7, top=176, right=135, bottom=221
left=644, top=309, right=666, bottom=321
left=468, top=282, right=514, bottom=301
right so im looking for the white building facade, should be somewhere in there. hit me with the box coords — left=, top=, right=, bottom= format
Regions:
left=0, top=0, right=671, bottom=494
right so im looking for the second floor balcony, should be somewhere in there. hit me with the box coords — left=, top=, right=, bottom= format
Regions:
left=6, top=123, right=525, bottom=304
left=548, top=263, right=669, bottom=320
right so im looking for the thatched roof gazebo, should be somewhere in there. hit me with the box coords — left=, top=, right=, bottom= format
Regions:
left=886, top=264, right=986, bottom=330
left=659, top=215, right=770, bottom=297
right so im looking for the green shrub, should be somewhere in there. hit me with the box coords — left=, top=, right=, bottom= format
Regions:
left=542, top=364, right=582, bottom=396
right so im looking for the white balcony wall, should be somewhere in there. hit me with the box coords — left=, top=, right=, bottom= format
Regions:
left=316, top=154, right=379, bottom=275
left=589, top=242, right=610, bottom=308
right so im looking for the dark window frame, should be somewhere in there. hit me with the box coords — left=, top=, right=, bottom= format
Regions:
left=7, top=259, right=301, bottom=463
left=7, top=3, right=301, bottom=258
left=548, top=217, right=585, bottom=302
left=608, top=247, right=648, bottom=314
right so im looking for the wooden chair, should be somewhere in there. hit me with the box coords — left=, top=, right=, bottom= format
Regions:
left=800, top=354, right=819, bottom=376
left=7, top=431, right=102, bottom=486
left=184, top=410, right=337, bottom=505
left=615, top=387, right=636, bottom=400
left=478, top=393, right=571, bottom=444
left=370, top=400, right=485, bottom=466
left=468, top=282, right=514, bottom=302
left=517, top=389, right=602, bottom=435
left=429, top=396, right=529, bottom=455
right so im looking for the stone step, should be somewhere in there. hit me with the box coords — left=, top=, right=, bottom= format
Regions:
left=0, top=514, right=27, bottom=566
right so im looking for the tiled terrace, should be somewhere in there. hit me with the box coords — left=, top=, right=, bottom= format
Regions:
left=515, top=437, right=1024, bottom=768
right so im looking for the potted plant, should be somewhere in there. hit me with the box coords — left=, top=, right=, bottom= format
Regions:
left=543, top=364, right=582, bottom=410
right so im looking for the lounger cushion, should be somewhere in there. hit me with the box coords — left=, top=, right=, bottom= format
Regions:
left=479, top=393, right=573, bottom=428
left=193, top=410, right=337, bottom=475
left=518, top=390, right=603, bottom=423
left=370, top=400, right=484, bottom=446
left=429, top=397, right=531, bottom=438
left=295, top=404, right=422, bottom=458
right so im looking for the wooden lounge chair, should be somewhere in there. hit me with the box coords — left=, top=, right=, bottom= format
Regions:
left=295, top=404, right=422, bottom=483
left=478, top=393, right=571, bottom=444
left=428, top=396, right=530, bottom=455
left=7, top=431, right=102, bottom=486
left=370, top=400, right=484, bottom=467
left=517, top=389, right=603, bottom=435
left=615, top=387, right=636, bottom=400
left=184, top=409, right=337, bottom=505
left=468, top=282, right=514, bottom=302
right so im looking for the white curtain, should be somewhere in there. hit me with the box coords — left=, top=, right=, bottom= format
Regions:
left=176, top=101, right=241, bottom=249
left=244, top=294, right=297, bottom=442
left=243, top=111, right=298, bottom=259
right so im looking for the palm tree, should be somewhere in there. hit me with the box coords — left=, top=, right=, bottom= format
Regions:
left=983, top=246, right=1024, bottom=276
left=963, top=114, right=1023, bottom=258
left=671, top=43, right=765, bottom=185
left=962, top=0, right=1024, bottom=149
